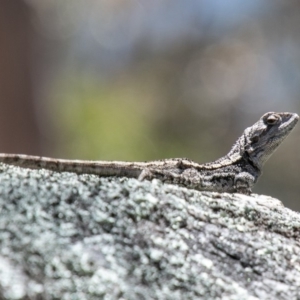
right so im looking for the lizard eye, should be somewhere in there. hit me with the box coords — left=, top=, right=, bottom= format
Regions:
left=266, top=114, right=280, bottom=125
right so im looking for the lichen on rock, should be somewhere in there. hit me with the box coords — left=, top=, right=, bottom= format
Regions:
left=0, top=164, right=300, bottom=299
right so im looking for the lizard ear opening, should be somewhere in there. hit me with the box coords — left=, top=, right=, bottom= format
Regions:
left=250, top=135, right=259, bottom=144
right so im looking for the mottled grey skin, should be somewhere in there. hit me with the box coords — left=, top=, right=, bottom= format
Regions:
left=0, top=112, right=298, bottom=194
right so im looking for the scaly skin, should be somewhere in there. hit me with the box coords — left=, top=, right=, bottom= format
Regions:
left=0, top=112, right=298, bottom=194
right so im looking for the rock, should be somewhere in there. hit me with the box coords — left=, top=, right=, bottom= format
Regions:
left=0, top=163, right=300, bottom=300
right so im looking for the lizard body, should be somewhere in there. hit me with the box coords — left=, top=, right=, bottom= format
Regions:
left=0, top=112, right=298, bottom=194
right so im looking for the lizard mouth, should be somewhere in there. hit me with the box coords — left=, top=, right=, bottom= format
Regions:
left=278, top=113, right=299, bottom=133
left=266, top=113, right=299, bottom=145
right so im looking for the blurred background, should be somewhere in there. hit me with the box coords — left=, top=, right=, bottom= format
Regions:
left=0, top=0, right=300, bottom=209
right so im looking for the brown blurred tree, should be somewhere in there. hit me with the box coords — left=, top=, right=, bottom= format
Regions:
left=0, top=0, right=41, bottom=154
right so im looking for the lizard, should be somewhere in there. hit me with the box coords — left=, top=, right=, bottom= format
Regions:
left=0, top=112, right=298, bottom=194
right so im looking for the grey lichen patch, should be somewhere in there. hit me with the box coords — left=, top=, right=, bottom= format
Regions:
left=0, top=164, right=300, bottom=299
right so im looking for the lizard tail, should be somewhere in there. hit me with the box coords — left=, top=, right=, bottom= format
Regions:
left=0, top=154, right=142, bottom=178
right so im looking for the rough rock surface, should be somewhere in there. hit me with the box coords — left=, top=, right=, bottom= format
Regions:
left=0, top=163, right=300, bottom=300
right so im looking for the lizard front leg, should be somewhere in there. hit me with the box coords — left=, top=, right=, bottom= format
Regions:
left=233, top=172, right=255, bottom=195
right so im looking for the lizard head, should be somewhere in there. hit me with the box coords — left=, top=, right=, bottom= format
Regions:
left=244, top=112, right=299, bottom=169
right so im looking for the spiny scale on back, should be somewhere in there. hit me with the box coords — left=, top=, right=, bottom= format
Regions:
left=0, top=112, right=298, bottom=194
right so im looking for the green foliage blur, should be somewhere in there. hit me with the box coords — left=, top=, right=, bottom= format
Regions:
left=30, top=1, right=300, bottom=209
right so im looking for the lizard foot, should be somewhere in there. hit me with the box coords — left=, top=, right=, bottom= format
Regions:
left=138, top=169, right=155, bottom=181
left=234, top=172, right=254, bottom=195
